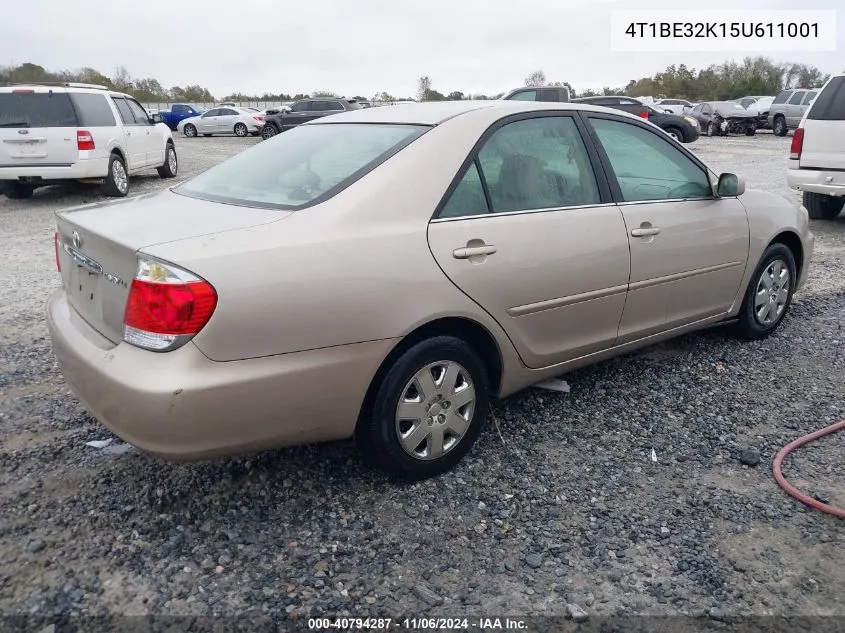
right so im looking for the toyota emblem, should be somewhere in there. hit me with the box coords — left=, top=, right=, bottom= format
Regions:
left=72, top=230, right=82, bottom=250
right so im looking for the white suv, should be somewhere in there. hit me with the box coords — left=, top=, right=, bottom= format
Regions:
left=0, top=82, right=178, bottom=199
left=786, top=74, right=845, bottom=220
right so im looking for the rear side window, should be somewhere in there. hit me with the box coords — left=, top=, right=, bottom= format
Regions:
left=69, top=93, right=116, bottom=127
left=0, top=91, right=78, bottom=128
left=807, top=77, right=845, bottom=120
left=507, top=90, right=537, bottom=101
left=175, top=123, right=427, bottom=210
left=772, top=90, right=791, bottom=104
left=787, top=91, right=806, bottom=105
left=802, top=91, right=818, bottom=105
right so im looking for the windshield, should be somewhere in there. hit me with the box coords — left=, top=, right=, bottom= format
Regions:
left=175, top=122, right=428, bottom=210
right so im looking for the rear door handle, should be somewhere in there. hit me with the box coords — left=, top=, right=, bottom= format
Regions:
left=453, top=245, right=497, bottom=259
left=631, top=227, right=661, bottom=237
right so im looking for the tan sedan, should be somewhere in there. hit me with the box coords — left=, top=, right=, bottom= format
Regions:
left=47, top=101, right=814, bottom=479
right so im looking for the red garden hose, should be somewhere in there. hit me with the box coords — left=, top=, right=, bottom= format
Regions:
left=773, top=419, right=845, bottom=519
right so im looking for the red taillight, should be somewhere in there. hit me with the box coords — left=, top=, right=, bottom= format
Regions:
left=54, top=231, right=61, bottom=272
left=77, top=130, right=95, bottom=151
left=122, top=257, right=217, bottom=351
left=790, top=127, right=804, bottom=160
left=639, top=111, right=649, bottom=119
left=252, top=114, right=265, bottom=121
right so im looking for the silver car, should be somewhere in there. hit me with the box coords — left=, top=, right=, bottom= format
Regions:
left=769, top=88, right=819, bottom=136
left=177, top=106, right=265, bottom=138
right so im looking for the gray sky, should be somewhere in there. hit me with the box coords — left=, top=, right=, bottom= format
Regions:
left=2, top=0, right=841, bottom=98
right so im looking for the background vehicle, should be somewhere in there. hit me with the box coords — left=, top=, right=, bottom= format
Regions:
left=745, top=96, right=775, bottom=129
left=688, top=101, right=757, bottom=136
left=46, top=101, right=812, bottom=479
left=158, top=103, right=205, bottom=130
left=787, top=74, right=845, bottom=219
left=0, top=82, right=177, bottom=199
left=260, top=97, right=361, bottom=139
left=573, top=95, right=700, bottom=143
left=769, top=88, right=819, bottom=136
left=656, top=98, right=694, bottom=115
left=177, top=107, right=265, bottom=138
left=501, top=86, right=571, bottom=102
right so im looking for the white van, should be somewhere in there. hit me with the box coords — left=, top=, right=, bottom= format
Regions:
left=786, top=74, right=845, bottom=219
left=0, top=82, right=178, bottom=199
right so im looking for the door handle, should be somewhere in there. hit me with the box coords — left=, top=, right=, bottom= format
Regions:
left=631, top=227, right=661, bottom=237
left=453, top=245, right=497, bottom=259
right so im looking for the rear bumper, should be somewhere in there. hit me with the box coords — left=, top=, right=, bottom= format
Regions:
left=0, top=156, right=109, bottom=182
left=46, top=288, right=397, bottom=460
left=787, top=165, right=845, bottom=196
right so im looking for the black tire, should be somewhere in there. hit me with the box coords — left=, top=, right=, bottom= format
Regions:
left=734, top=243, right=797, bottom=340
left=706, top=121, right=718, bottom=137
left=664, top=126, right=683, bottom=143
left=803, top=191, right=845, bottom=220
left=101, top=153, right=129, bottom=197
left=773, top=116, right=787, bottom=137
left=156, top=142, right=178, bottom=179
left=357, top=336, right=490, bottom=480
left=2, top=182, right=35, bottom=199
left=234, top=123, right=248, bottom=137
left=183, top=124, right=197, bottom=138
left=745, top=127, right=756, bottom=136
left=261, top=123, right=279, bottom=140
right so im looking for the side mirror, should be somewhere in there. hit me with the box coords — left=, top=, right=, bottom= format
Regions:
left=717, top=173, right=745, bottom=197
left=151, top=113, right=162, bottom=124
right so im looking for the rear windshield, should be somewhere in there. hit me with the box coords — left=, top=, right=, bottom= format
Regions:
left=175, top=122, right=428, bottom=210
left=807, top=77, right=845, bottom=120
left=0, top=91, right=78, bottom=128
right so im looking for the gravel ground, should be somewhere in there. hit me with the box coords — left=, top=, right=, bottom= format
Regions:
left=1, top=131, right=844, bottom=625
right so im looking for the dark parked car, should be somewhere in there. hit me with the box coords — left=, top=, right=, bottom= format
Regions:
left=688, top=101, right=758, bottom=136
left=501, top=86, right=571, bottom=102
left=572, top=96, right=700, bottom=143
left=261, top=98, right=361, bottom=139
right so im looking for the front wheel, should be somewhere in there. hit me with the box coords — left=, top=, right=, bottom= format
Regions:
left=183, top=124, right=197, bottom=138
left=803, top=191, right=845, bottom=220
left=745, top=127, right=756, bottom=136
left=664, top=126, right=683, bottom=143
left=734, top=243, right=797, bottom=340
left=234, top=122, right=248, bottom=137
left=157, top=142, right=178, bottom=178
left=357, top=336, right=490, bottom=480
left=707, top=121, right=718, bottom=137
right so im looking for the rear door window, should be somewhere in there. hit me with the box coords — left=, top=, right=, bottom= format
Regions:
left=111, top=97, right=135, bottom=125
left=0, top=91, right=78, bottom=128
left=508, top=90, right=538, bottom=101
left=802, top=91, right=818, bottom=105
left=773, top=90, right=791, bottom=104
left=807, top=76, right=845, bottom=120
left=787, top=91, right=806, bottom=105
left=69, top=93, right=116, bottom=127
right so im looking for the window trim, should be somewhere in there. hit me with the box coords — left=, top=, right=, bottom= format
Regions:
left=579, top=111, right=717, bottom=206
left=125, top=97, right=153, bottom=125
left=787, top=90, right=806, bottom=105
left=110, top=96, right=136, bottom=126
left=431, top=111, right=614, bottom=222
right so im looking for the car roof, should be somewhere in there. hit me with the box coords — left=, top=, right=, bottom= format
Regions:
left=0, top=84, right=132, bottom=98
left=306, top=100, right=641, bottom=126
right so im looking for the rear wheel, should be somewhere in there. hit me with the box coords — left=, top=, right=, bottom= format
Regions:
left=102, top=153, right=129, bottom=197
left=803, top=191, right=845, bottom=220
left=234, top=123, right=248, bottom=137
left=261, top=123, right=279, bottom=140
left=773, top=116, right=787, bottom=137
left=157, top=142, right=178, bottom=179
left=183, top=124, right=197, bottom=138
left=2, top=182, right=35, bottom=199
left=357, top=336, right=490, bottom=480
left=734, top=243, right=796, bottom=340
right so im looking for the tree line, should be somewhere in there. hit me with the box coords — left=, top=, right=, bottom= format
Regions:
left=0, top=56, right=832, bottom=105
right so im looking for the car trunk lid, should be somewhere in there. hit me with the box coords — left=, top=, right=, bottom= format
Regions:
left=56, top=190, right=290, bottom=343
left=0, top=89, right=80, bottom=168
